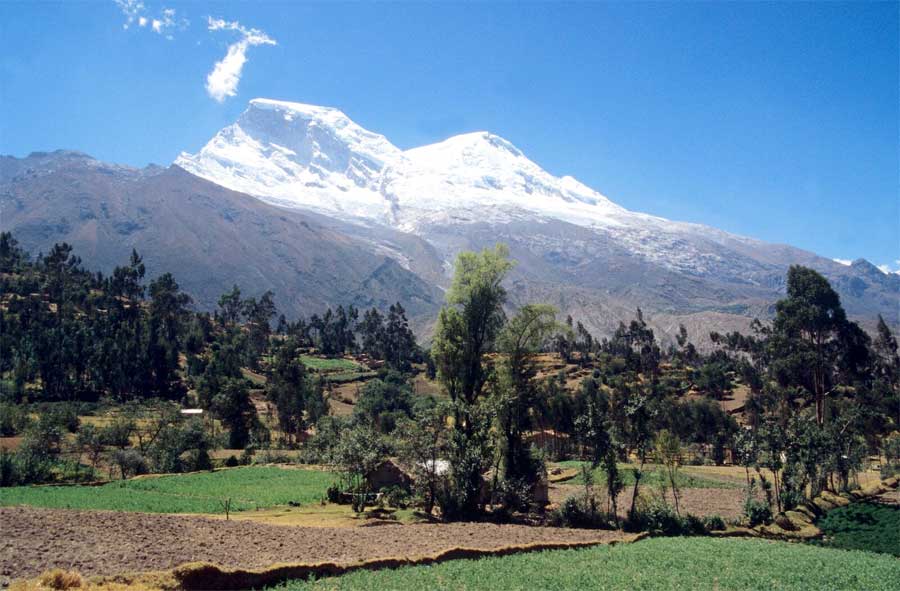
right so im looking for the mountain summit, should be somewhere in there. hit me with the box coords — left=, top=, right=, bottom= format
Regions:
left=177, top=98, right=633, bottom=232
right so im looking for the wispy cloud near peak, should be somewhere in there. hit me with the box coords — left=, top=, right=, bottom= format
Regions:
left=205, top=17, right=277, bottom=103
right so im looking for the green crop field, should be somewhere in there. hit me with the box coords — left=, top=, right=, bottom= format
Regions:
left=557, top=461, right=738, bottom=489
left=0, top=466, right=337, bottom=514
left=300, top=356, right=363, bottom=372
left=271, top=537, right=900, bottom=591
left=811, top=501, right=900, bottom=556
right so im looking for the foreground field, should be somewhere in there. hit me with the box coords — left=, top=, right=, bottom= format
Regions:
left=0, top=466, right=336, bottom=514
left=0, top=506, right=628, bottom=585
left=273, top=536, right=900, bottom=591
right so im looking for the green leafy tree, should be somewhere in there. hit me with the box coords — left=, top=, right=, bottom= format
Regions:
left=495, top=304, right=558, bottom=487
left=267, top=338, right=313, bottom=444
left=771, top=266, right=848, bottom=424
left=432, top=244, right=513, bottom=517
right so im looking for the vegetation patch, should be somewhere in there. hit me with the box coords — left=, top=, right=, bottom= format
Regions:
left=0, top=466, right=336, bottom=514
left=326, top=371, right=378, bottom=384
left=810, top=501, right=900, bottom=556
left=268, top=537, right=900, bottom=591
left=300, top=356, right=362, bottom=372
left=558, top=461, right=738, bottom=489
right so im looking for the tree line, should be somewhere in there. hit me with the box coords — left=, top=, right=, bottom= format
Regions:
left=2, top=231, right=898, bottom=533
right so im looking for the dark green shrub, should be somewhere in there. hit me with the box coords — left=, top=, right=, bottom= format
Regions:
left=0, top=402, right=28, bottom=436
left=812, top=502, right=900, bottom=556
left=326, top=483, right=341, bottom=503
left=496, top=476, right=534, bottom=513
left=382, top=485, right=411, bottom=509
left=0, top=449, right=17, bottom=486
left=111, top=449, right=147, bottom=479
left=703, top=514, right=727, bottom=531
left=743, top=497, right=773, bottom=526
left=224, top=455, right=239, bottom=467
left=683, top=513, right=708, bottom=535
left=550, top=495, right=614, bottom=529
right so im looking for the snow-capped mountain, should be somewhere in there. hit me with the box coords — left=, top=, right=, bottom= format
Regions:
left=4, top=99, right=891, bottom=344
left=177, top=99, right=768, bottom=278
left=173, top=99, right=898, bottom=340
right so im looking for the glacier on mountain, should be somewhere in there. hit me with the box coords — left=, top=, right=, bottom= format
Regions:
left=174, top=98, right=774, bottom=276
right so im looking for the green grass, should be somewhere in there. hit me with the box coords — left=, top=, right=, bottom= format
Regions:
left=811, top=501, right=900, bottom=556
left=300, top=356, right=362, bottom=372
left=0, top=466, right=337, bottom=514
left=270, top=537, right=900, bottom=591
left=558, top=461, right=738, bottom=489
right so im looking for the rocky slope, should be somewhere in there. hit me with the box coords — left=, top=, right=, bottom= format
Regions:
left=0, top=150, right=443, bottom=326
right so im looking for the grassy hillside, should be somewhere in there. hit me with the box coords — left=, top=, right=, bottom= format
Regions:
left=0, top=466, right=336, bottom=514
left=271, top=537, right=900, bottom=591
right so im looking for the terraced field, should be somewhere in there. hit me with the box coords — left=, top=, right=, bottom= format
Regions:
left=272, top=537, right=900, bottom=591
left=0, top=466, right=337, bottom=514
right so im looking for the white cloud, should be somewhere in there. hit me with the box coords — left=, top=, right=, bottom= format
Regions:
left=205, top=17, right=276, bottom=103
left=833, top=258, right=852, bottom=266
left=114, top=2, right=185, bottom=38
left=114, top=0, right=145, bottom=29
left=151, top=8, right=176, bottom=36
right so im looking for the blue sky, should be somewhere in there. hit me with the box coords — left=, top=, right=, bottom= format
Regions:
left=1, top=1, right=897, bottom=270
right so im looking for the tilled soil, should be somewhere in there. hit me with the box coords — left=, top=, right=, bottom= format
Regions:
left=0, top=506, right=628, bottom=585
left=548, top=484, right=746, bottom=520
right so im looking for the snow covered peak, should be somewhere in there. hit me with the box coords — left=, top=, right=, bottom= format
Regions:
left=241, top=98, right=401, bottom=168
left=175, top=99, right=403, bottom=220
left=176, top=98, right=678, bottom=236
left=394, top=129, right=626, bottom=230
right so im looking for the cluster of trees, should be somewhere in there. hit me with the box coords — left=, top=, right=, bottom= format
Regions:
left=274, top=303, right=420, bottom=369
left=0, top=233, right=418, bottom=484
left=1, top=236, right=191, bottom=403
left=311, top=249, right=897, bottom=527
left=710, top=267, right=899, bottom=511
left=3, top=230, right=897, bottom=530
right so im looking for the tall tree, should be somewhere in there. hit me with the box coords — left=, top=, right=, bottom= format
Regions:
left=495, top=304, right=557, bottom=485
left=771, top=266, right=848, bottom=424
left=432, top=244, right=513, bottom=516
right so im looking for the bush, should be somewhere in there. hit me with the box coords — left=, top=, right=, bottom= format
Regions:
left=224, top=454, right=239, bottom=468
left=626, top=499, right=685, bottom=535
left=703, top=514, right=727, bottom=531
left=111, top=449, right=147, bottom=479
left=382, top=485, right=411, bottom=509
left=550, top=495, right=614, bottom=529
left=744, top=497, right=773, bottom=527
left=0, top=446, right=55, bottom=486
left=0, top=449, right=16, bottom=486
left=624, top=498, right=711, bottom=536
left=326, top=483, right=341, bottom=504
left=0, top=402, right=28, bottom=436
left=496, top=476, right=534, bottom=513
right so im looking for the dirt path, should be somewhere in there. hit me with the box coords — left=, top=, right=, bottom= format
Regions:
left=0, top=506, right=629, bottom=586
